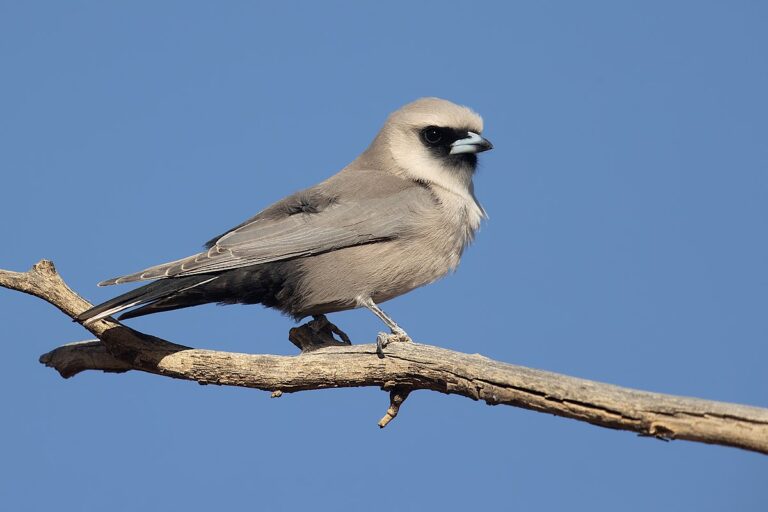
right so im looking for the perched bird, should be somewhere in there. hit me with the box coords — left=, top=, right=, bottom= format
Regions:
left=77, top=98, right=493, bottom=350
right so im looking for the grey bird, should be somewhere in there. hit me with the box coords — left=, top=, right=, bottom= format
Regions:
left=77, top=98, right=493, bottom=349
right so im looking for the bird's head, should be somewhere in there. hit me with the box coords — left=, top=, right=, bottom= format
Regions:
left=370, top=97, right=493, bottom=195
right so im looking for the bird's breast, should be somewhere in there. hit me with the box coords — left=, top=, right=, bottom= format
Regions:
left=293, top=197, right=481, bottom=313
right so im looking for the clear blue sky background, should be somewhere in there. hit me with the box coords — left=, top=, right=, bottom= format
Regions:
left=1, top=2, right=766, bottom=510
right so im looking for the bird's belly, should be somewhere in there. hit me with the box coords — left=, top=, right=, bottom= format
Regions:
left=294, top=238, right=461, bottom=315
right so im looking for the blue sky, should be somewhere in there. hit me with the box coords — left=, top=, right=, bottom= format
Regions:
left=1, top=1, right=766, bottom=510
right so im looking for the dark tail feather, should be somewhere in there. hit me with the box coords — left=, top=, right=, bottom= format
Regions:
left=117, top=293, right=209, bottom=320
left=76, top=275, right=219, bottom=324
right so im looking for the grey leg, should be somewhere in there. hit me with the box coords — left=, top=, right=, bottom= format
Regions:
left=358, top=298, right=406, bottom=335
left=357, top=296, right=412, bottom=357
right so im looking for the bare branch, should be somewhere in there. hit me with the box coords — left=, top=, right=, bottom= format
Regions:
left=5, top=260, right=768, bottom=454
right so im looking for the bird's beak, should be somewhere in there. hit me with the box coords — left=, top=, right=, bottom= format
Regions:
left=449, top=131, right=494, bottom=155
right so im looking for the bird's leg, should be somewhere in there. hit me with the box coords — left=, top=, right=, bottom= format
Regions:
left=357, top=297, right=412, bottom=357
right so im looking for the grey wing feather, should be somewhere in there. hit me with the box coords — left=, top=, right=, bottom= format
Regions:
left=99, top=174, right=429, bottom=286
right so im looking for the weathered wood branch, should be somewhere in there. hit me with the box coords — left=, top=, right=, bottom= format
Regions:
left=3, top=260, right=768, bottom=454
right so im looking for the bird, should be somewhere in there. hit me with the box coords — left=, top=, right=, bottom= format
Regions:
left=77, top=97, right=493, bottom=351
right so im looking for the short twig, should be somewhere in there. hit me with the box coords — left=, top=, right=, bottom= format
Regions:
left=378, top=386, right=412, bottom=428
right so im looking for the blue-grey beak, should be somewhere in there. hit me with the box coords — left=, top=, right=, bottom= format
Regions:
left=449, top=131, right=493, bottom=155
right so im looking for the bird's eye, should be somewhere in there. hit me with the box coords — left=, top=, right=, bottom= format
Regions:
left=422, top=126, right=443, bottom=145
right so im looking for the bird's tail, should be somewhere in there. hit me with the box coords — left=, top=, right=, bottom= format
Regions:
left=76, top=275, right=219, bottom=324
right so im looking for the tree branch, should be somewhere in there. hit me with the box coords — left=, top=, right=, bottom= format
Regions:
left=4, top=260, right=768, bottom=455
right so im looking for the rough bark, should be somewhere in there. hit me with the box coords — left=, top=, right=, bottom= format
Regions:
left=3, top=260, right=768, bottom=455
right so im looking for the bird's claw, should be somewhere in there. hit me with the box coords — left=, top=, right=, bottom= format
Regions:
left=376, top=329, right=412, bottom=358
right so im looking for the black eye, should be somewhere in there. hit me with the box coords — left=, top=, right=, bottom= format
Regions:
left=422, top=126, right=443, bottom=145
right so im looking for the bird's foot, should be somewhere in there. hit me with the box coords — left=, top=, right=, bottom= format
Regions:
left=289, top=314, right=352, bottom=353
left=376, top=328, right=412, bottom=358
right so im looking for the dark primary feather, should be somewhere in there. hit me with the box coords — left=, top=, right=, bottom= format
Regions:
left=115, top=261, right=305, bottom=320
left=76, top=260, right=307, bottom=322
left=75, top=274, right=218, bottom=322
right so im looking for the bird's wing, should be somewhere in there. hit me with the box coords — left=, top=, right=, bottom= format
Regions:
left=100, top=174, right=431, bottom=285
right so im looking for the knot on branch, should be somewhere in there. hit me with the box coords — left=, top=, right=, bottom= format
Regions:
left=289, top=314, right=352, bottom=352
left=32, top=259, right=57, bottom=276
